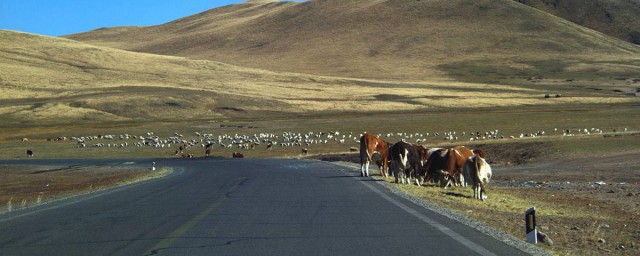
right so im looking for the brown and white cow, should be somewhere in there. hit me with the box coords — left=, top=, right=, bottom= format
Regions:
left=359, top=133, right=390, bottom=177
left=463, top=155, right=492, bottom=201
left=422, top=146, right=484, bottom=188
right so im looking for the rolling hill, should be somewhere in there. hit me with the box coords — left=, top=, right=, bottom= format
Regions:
left=4, top=29, right=636, bottom=126
left=3, top=0, right=640, bottom=125
left=513, top=0, right=640, bottom=45
left=66, top=0, right=640, bottom=82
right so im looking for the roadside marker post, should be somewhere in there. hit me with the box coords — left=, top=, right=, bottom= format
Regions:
left=525, top=207, right=537, bottom=243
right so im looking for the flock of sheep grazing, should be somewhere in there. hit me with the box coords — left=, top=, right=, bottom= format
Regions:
left=59, top=126, right=621, bottom=157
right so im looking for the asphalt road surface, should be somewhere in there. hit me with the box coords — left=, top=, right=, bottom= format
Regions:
left=0, top=158, right=530, bottom=255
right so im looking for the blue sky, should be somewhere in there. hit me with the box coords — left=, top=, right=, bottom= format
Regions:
left=0, top=1, right=296, bottom=37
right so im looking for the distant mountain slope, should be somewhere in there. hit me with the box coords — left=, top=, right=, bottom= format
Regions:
left=16, top=30, right=633, bottom=125
left=513, top=0, right=640, bottom=44
left=66, top=0, right=640, bottom=81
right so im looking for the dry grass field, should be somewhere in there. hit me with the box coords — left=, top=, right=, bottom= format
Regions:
left=0, top=165, right=171, bottom=214
left=2, top=30, right=639, bottom=126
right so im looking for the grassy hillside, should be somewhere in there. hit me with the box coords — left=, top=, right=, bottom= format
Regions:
left=3, top=30, right=637, bottom=126
left=66, top=0, right=640, bottom=82
left=513, top=0, right=640, bottom=44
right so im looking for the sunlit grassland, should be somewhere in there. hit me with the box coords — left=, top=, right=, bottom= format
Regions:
left=2, top=30, right=639, bottom=126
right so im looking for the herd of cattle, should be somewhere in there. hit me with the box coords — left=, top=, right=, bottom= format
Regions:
left=360, top=133, right=492, bottom=201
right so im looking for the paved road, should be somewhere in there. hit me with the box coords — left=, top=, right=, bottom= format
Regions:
left=0, top=158, right=530, bottom=255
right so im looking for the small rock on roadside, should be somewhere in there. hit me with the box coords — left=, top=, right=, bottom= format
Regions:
left=537, top=231, right=553, bottom=246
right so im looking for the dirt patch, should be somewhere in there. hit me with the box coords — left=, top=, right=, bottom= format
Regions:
left=473, top=141, right=550, bottom=165
left=314, top=152, right=359, bottom=163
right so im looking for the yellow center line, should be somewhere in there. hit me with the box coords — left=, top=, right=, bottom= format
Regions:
left=145, top=177, right=247, bottom=255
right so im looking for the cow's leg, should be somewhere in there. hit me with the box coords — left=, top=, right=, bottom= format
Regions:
left=366, top=161, right=371, bottom=177
left=394, top=168, right=399, bottom=183
left=381, top=160, right=387, bottom=177
left=438, top=172, right=450, bottom=188
left=363, top=161, right=370, bottom=177
left=404, top=171, right=409, bottom=184
left=391, top=163, right=399, bottom=183
left=481, top=185, right=488, bottom=200
left=404, top=169, right=412, bottom=184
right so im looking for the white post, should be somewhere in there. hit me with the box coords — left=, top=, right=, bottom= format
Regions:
left=151, top=162, right=156, bottom=171
left=525, top=207, right=537, bottom=243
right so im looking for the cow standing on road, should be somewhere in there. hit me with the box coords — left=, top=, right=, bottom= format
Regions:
left=359, top=133, right=391, bottom=177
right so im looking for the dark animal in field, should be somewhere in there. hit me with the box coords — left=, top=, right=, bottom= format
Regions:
left=359, top=133, right=390, bottom=177
left=26, top=150, right=33, bottom=157
left=301, top=148, right=308, bottom=155
left=232, top=152, right=244, bottom=158
left=420, top=148, right=449, bottom=186
left=389, top=141, right=423, bottom=184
